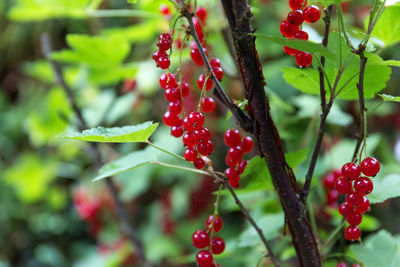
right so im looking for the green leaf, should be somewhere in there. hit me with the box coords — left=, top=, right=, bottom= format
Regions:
left=368, top=174, right=400, bottom=204
left=368, top=6, right=400, bottom=48
left=64, top=122, right=159, bottom=143
left=378, top=93, right=400, bottom=102
left=102, top=21, right=160, bottom=43
left=350, top=230, right=400, bottom=267
left=384, top=60, right=400, bottom=67
left=252, top=34, right=336, bottom=61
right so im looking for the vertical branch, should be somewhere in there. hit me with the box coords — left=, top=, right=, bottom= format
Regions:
left=355, top=53, right=368, bottom=159
left=40, top=33, right=152, bottom=267
left=220, top=1, right=321, bottom=266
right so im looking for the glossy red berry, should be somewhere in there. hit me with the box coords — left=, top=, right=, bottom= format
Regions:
left=206, top=215, right=224, bottom=233
left=356, top=196, right=370, bottom=213
left=194, top=158, right=205, bottom=169
left=159, top=33, right=171, bottom=42
left=190, top=45, right=207, bottom=66
left=346, top=211, right=362, bottom=225
left=294, top=30, right=309, bottom=40
left=338, top=202, right=354, bottom=216
left=196, top=250, right=213, bottom=266
left=335, top=177, right=352, bottom=194
left=333, top=169, right=342, bottom=179
left=229, top=175, right=240, bottom=188
left=360, top=157, right=380, bottom=177
left=163, top=111, right=179, bottom=126
left=228, top=146, right=243, bottom=162
left=346, top=192, right=363, bottom=207
left=337, top=262, right=348, bottom=267
left=237, top=160, right=248, bottom=174
left=159, top=73, right=176, bottom=89
left=354, top=177, right=373, bottom=195
left=241, top=136, right=254, bottom=153
left=195, top=6, right=207, bottom=24
left=322, top=173, right=336, bottom=190
left=326, top=189, right=339, bottom=204
left=152, top=50, right=167, bottom=62
left=180, top=81, right=190, bottom=97
left=225, top=167, right=239, bottom=180
left=158, top=38, right=171, bottom=51
left=224, top=129, right=241, bottom=147
left=295, top=51, right=312, bottom=67
left=225, top=155, right=237, bottom=168
left=198, top=141, right=214, bottom=156
left=197, top=74, right=214, bottom=91
left=171, top=125, right=183, bottom=138
left=184, top=148, right=198, bottom=162
left=168, top=100, right=182, bottom=114
left=201, top=97, right=215, bottom=112
left=192, top=229, right=210, bottom=249
left=283, top=46, right=298, bottom=56
left=164, top=88, right=180, bottom=102
left=192, top=17, right=204, bottom=42
left=344, top=225, right=361, bottom=241
left=341, top=162, right=361, bottom=181
left=289, top=0, right=304, bottom=10
left=157, top=56, right=170, bottom=69
left=279, top=20, right=299, bottom=38
left=196, top=127, right=211, bottom=143
left=287, top=10, right=304, bottom=25
left=213, top=67, right=224, bottom=80
left=189, top=111, right=205, bottom=129
left=211, top=236, right=225, bottom=254
left=210, top=58, right=221, bottom=68
left=304, top=5, right=321, bottom=23
left=159, top=4, right=170, bottom=16
left=183, top=132, right=197, bottom=148
left=182, top=116, right=194, bottom=132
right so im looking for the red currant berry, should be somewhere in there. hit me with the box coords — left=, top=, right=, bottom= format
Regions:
left=168, top=100, right=182, bottom=114
left=157, top=56, right=170, bottom=69
left=194, top=158, right=205, bottom=169
left=228, top=146, right=243, bottom=162
left=182, top=116, right=194, bottom=132
left=159, top=33, right=171, bottom=42
left=195, top=6, right=207, bottom=24
left=206, top=215, right=224, bottom=233
left=345, top=211, right=362, bottom=225
left=354, top=177, right=373, bottom=195
left=283, top=45, right=298, bottom=56
left=351, top=264, right=361, bottom=267
left=198, top=141, right=214, bottom=156
left=294, top=30, right=309, bottom=40
left=164, top=88, right=180, bottom=102
left=360, top=157, right=380, bottom=177
left=159, top=73, right=176, bottom=89
left=159, top=4, right=170, bottom=16
left=201, top=97, right=215, bottom=112
left=335, top=177, right=352, bottom=194
left=295, top=51, right=312, bottom=67
left=289, top=0, right=304, bottom=10
left=356, top=196, right=370, bottom=213
left=152, top=50, right=167, bottom=62
left=184, top=148, right=198, bottom=162
left=163, top=111, right=179, bottom=126
left=326, top=189, right=339, bottom=205
left=338, top=202, right=354, bottom=216
left=333, top=169, right=342, bottom=179
left=196, top=127, right=211, bottom=143
left=224, top=129, right=241, bottom=147
left=237, top=160, right=248, bottom=174
left=192, top=17, right=204, bottom=42
left=211, top=236, right=225, bottom=254
left=346, top=192, right=363, bottom=207
left=183, top=132, right=197, bottom=148
left=196, top=250, right=213, bottom=267
left=225, top=155, right=237, bottom=168
left=189, top=111, right=205, bottom=129
left=304, top=5, right=321, bottom=23
left=322, top=173, right=336, bottom=190
left=158, top=38, right=171, bottom=51
left=287, top=10, right=304, bottom=25
left=344, top=225, right=361, bottom=241
left=241, top=136, right=254, bottom=153
left=180, top=81, right=190, bottom=97
left=279, top=20, right=299, bottom=38
left=341, top=162, right=361, bottom=181
left=225, top=167, right=239, bottom=180
left=197, top=74, right=214, bottom=91
left=337, top=262, right=348, bottom=267
left=191, top=229, right=210, bottom=249
left=213, top=67, right=224, bottom=80
left=171, top=125, right=183, bottom=138
left=229, top=175, right=240, bottom=188
left=210, top=58, right=221, bottom=68
left=190, top=44, right=207, bottom=65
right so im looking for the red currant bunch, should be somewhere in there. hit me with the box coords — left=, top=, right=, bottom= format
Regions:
left=280, top=1, right=321, bottom=67
left=335, top=158, right=380, bottom=241
left=191, top=214, right=225, bottom=267
left=152, top=33, right=172, bottom=69
left=223, top=129, right=254, bottom=188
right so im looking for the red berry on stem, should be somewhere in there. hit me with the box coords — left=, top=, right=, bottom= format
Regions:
left=354, top=177, right=373, bottom=195
left=194, top=158, right=205, bottom=169
left=229, top=177, right=240, bottom=188
left=190, top=44, right=207, bottom=66
left=283, top=46, right=298, bottom=56
left=295, top=51, right=312, bottom=67
left=168, top=100, right=182, bottom=114
left=344, top=225, right=361, bottom=241
left=192, top=17, right=204, bottom=42
left=163, top=111, right=179, bottom=126
left=198, top=141, right=214, bottom=156
left=180, top=81, right=190, bottom=97
left=157, top=56, right=170, bottom=69
left=346, top=192, right=363, bottom=206
left=333, top=169, right=342, bottom=179
left=171, top=126, right=183, bottom=138
left=289, top=0, right=304, bottom=10
left=196, top=250, right=213, bottom=266
left=360, top=157, right=380, bottom=177
left=341, top=162, right=361, bottom=180
left=224, top=129, right=241, bottom=147
left=183, top=116, right=194, bottom=132
left=211, top=236, right=225, bottom=254
left=287, top=10, right=304, bottom=25
left=335, top=177, right=352, bottom=194
left=197, top=74, right=214, bottom=91
left=201, top=97, right=215, bottom=112
left=206, top=215, right=224, bottom=233
left=195, top=6, right=207, bottom=24
left=326, top=189, right=339, bottom=204
left=294, top=30, right=309, bottom=40
left=241, top=136, right=254, bottom=153
left=225, top=168, right=239, bottom=180
left=279, top=20, right=299, bottom=38
left=183, top=132, right=197, bottom=148
left=237, top=160, right=248, bottom=174
left=338, top=202, right=354, bottom=216
left=225, top=155, right=237, bottom=168
left=356, top=196, right=370, bottom=213
left=322, top=173, right=336, bottom=190
left=184, top=148, right=197, bottom=162
left=159, top=73, right=176, bottom=89
left=228, top=146, right=243, bottom=162
left=158, top=38, right=171, bottom=51
left=152, top=50, right=167, bottom=62
left=192, top=229, right=210, bottom=249
left=196, top=127, right=211, bottom=143
left=346, top=211, right=362, bottom=225
left=164, top=88, right=180, bottom=102
left=189, top=111, right=205, bottom=129
left=210, top=58, right=221, bottom=68
left=304, top=5, right=321, bottom=23
left=213, top=67, right=224, bottom=80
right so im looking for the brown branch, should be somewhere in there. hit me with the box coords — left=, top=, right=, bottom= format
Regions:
left=220, top=1, right=321, bottom=266
left=180, top=4, right=253, bottom=132
left=40, top=33, right=152, bottom=267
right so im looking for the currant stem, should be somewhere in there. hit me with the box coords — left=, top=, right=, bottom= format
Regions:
left=146, top=140, right=186, bottom=161
left=153, top=160, right=211, bottom=176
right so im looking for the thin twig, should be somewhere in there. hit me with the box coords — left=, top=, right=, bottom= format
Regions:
left=40, top=33, right=152, bottom=267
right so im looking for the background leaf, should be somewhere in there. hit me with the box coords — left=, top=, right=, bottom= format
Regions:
left=368, top=6, right=400, bottom=48
left=368, top=174, right=400, bottom=204
left=378, top=93, right=400, bottom=102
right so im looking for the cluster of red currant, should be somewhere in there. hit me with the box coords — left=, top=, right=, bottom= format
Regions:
left=322, top=169, right=341, bottom=207
left=192, top=215, right=225, bottom=267
left=152, top=33, right=172, bottom=69
left=280, top=1, right=321, bottom=67
left=337, top=261, right=361, bottom=267
left=223, top=129, right=254, bottom=188
left=336, top=157, right=380, bottom=241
